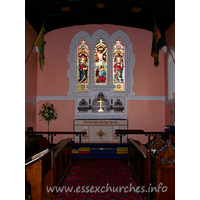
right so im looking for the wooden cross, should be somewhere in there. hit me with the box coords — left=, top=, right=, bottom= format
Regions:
left=98, top=98, right=104, bottom=112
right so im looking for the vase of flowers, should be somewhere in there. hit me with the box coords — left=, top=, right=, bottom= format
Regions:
left=38, top=102, right=58, bottom=122
left=38, top=102, right=58, bottom=142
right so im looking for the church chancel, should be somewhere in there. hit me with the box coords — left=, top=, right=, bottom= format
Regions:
left=70, top=32, right=133, bottom=143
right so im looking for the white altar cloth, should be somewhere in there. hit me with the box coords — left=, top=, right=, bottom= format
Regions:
left=73, top=119, right=128, bottom=143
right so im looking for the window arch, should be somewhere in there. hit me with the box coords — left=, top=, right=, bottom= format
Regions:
left=67, top=29, right=135, bottom=96
left=167, top=47, right=175, bottom=100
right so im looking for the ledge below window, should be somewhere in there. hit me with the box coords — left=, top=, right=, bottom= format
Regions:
left=164, top=99, right=175, bottom=105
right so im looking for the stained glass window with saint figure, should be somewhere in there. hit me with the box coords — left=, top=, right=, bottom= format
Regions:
left=113, top=40, right=125, bottom=91
left=77, top=40, right=89, bottom=91
left=94, top=39, right=107, bottom=85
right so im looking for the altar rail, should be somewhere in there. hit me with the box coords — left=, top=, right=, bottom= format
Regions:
left=128, top=136, right=175, bottom=200
left=25, top=131, right=86, bottom=145
left=115, top=129, right=175, bottom=145
left=25, top=138, right=72, bottom=200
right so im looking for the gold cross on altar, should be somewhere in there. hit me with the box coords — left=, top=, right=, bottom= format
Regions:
left=98, top=98, right=104, bottom=112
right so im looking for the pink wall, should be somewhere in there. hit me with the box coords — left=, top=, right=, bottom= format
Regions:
left=127, top=100, right=165, bottom=144
left=34, top=24, right=166, bottom=143
left=25, top=19, right=38, bottom=131
left=131, top=29, right=165, bottom=96
left=164, top=22, right=175, bottom=126
left=37, top=24, right=164, bottom=96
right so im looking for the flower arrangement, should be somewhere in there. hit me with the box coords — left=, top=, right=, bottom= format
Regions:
left=38, top=102, right=58, bottom=121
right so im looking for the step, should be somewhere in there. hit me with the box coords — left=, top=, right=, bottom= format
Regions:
left=72, top=154, right=128, bottom=159
left=90, top=150, right=116, bottom=155
left=72, top=142, right=128, bottom=149
left=71, top=143, right=128, bottom=158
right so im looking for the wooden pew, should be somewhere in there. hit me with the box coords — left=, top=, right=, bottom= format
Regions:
left=147, top=134, right=166, bottom=151
left=128, top=138, right=150, bottom=199
left=156, top=140, right=175, bottom=200
left=25, top=149, right=52, bottom=200
left=25, top=136, right=50, bottom=199
left=25, top=138, right=72, bottom=200
left=148, top=139, right=175, bottom=200
left=25, top=136, right=50, bottom=160
left=145, top=135, right=162, bottom=200
left=51, top=139, right=72, bottom=193
left=128, top=135, right=175, bottom=200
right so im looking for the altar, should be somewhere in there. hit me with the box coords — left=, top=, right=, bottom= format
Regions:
left=73, top=119, right=128, bottom=143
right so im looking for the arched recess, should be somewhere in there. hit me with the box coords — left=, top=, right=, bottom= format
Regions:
left=67, top=31, right=91, bottom=95
left=91, top=29, right=110, bottom=85
left=111, top=30, right=135, bottom=95
left=67, top=29, right=135, bottom=96
left=167, top=47, right=175, bottom=100
left=67, top=28, right=135, bottom=119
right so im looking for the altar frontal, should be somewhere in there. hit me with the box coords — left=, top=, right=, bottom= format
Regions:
left=73, top=119, right=128, bottom=143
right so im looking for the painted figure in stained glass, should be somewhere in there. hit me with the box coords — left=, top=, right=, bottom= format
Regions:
left=113, top=40, right=125, bottom=91
left=77, top=40, right=89, bottom=91
left=95, top=39, right=107, bottom=84
left=78, top=55, right=88, bottom=82
left=114, top=55, right=124, bottom=82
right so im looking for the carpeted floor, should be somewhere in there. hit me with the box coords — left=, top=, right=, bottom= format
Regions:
left=56, top=158, right=143, bottom=200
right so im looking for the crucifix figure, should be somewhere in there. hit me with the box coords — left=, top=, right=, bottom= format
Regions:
left=98, top=98, right=104, bottom=112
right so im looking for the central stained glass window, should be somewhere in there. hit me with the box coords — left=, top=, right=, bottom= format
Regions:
left=94, top=39, right=107, bottom=85
left=76, top=38, right=126, bottom=91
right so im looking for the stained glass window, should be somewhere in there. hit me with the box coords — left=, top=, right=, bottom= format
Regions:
left=77, top=40, right=89, bottom=91
left=113, top=40, right=125, bottom=91
left=94, top=39, right=107, bottom=85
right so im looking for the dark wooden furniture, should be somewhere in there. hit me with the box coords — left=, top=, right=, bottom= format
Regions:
left=146, top=134, right=166, bottom=200
left=25, top=138, right=72, bottom=200
left=51, top=139, right=72, bottom=190
left=128, top=138, right=150, bottom=199
left=148, top=137, right=175, bottom=200
left=128, top=135, right=175, bottom=200
left=25, top=149, right=52, bottom=200
left=25, top=136, right=50, bottom=160
left=165, top=126, right=175, bottom=142
left=25, top=131, right=86, bottom=145
left=155, top=141, right=175, bottom=200
left=147, top=134, right=166, bottom=150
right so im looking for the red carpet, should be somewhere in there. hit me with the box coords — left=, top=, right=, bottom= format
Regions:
left=56, top=158, right=143, bottom=200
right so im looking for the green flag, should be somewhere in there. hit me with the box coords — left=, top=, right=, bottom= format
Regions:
left=34, top=24, right=45, bottom=71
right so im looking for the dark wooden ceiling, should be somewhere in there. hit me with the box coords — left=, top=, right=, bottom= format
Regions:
left=25, top=0, right=175, bottom=35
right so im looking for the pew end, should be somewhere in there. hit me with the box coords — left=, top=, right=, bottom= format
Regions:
left=155, top=140, right=175, bottom=200
left=25, top=138, right=72, bottom=200
left=128, top=135, right=175, bottom=200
